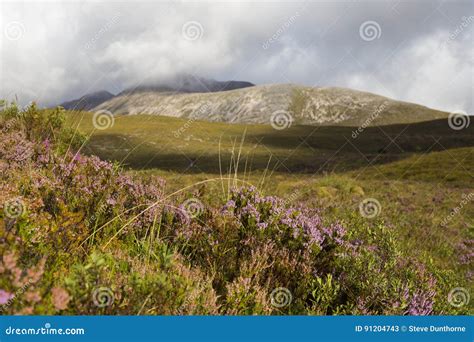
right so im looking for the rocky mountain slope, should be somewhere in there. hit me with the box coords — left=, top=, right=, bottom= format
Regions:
left=60, top=75, right=255, bottom=111
left=60, top=90, right=115, bottom=111
left=92, top=84, right=448, bottom=127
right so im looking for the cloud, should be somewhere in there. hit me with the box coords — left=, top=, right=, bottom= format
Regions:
left=0, top=0, right=472, bottom=113
left=346, top=29, right=473, bottom=112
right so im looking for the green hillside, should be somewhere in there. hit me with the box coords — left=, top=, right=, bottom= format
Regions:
left=67, top=112, right=473, bottom=176
left=68, top=111, right=473, bottom=286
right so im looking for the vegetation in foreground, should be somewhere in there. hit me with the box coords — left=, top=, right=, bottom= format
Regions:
left=0, top=103, right=472, bottom=315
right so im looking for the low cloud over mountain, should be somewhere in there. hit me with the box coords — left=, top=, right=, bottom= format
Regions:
left=2, top=1, right=472, bottom=114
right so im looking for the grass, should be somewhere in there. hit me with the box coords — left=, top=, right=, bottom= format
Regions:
left=1, top=104, right=471, bottom=315
left=67, top=112, right=473, bottom=176
left=68, top=111, right=473, bottom=277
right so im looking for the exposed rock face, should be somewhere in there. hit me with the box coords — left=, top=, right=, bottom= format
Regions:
left=59, top=75, right=255, bottom=111
left=92, top=84, right=447, bottom=127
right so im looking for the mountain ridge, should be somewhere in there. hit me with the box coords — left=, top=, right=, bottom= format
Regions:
left=118, top=78, right=255, bottom=95
left=91, top=83, right=448, bottom=127
left=60, top=76, right=255, bottom=110
left=59, top=75, right=449, bottom=127
left=60, top=90, right=115, bottom=111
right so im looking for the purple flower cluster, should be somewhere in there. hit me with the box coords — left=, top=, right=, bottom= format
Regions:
left=404, top=289, right=435, bottom=315
left=392, top=267, right=437, bottom=316
left=0, top=289, right=14, bottom=305
left=0, top=132, right=34, bottom=165
left=2, top=102, right=457, bottom=316
left=223, top=186, right=348, bottom=250
left=1, top=123, right=168, bottom=238
left=457, top=239, right=474, bottom=265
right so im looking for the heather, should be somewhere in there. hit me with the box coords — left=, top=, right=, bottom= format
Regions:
left=0, top=103, right=470, bottom=315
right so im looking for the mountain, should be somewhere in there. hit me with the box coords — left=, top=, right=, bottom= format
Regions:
left=59, top=76, right=255, bottom=111
left=120, top=75, right=255, bottom=95
left=60, top=90, right=115, bottom=111
left=92, top=84, right=448, bottom=127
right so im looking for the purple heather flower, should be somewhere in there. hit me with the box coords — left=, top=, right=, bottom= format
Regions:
left=43, top=138, right=51, bottom=150
left=404, top=290, right=435, bottom=315
left=0, top=289, right=14, bottom=305
left=222, top=200, right=236, bottom=214
left=222, top=186, right=349, bottom=251
left=106, top=198, right=117, bottom=205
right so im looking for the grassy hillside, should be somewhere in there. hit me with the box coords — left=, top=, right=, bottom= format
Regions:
left=1, top=104, right=472, bottom=315
left=355, top=147, right=474, bottom=187
left=69, top=111, right=473, bottom=278
left=68, top=112, right=472, bottom=175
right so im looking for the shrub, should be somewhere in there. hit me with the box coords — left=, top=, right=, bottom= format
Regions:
left=0, top=103, right=468, bottom=315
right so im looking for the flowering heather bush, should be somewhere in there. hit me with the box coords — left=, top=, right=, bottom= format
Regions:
left=164, top=185, right=457, bottom=315
left=0, top=102, right=468, bottom=315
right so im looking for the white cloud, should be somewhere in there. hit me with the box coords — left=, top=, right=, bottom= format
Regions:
left=346, top=30, right=473, bottom=113
left=0, top=0, right=472, bottom=113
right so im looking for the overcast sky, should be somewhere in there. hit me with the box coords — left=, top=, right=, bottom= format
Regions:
left=1, top=0, right=473, bottom=113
